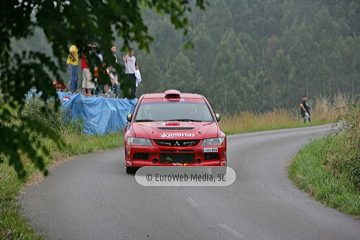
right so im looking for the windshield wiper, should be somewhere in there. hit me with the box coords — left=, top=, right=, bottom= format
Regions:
left=135, top=119, right=154, bottom=122
left=166, top=119, right=202, bottom=122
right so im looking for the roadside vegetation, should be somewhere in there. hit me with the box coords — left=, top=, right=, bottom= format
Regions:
left=289, top=101, right=360, bottom=217
left=0, top=93, right=358, bottom=239
left=0, top=96, right=124, bottom=239
left=219, top=93, right=349, bottom=134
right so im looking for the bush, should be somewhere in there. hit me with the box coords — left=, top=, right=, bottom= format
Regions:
left=23, top=95, right=65, bottom=132
left=326, top=102, right=360, bottom=189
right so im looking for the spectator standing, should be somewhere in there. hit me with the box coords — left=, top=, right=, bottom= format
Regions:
left=93, top=43, right=111, bottom=97
left=123, top=48, right=138, bottom=99
left=107, top=66, right=119, bottom=97
left=109, top=44, right=120, bottom=97
left=111, top=44, right=119, bottom=64
left=91, top=43, right=105, bottom=96
left=300, top=95, right=310, bottom=123
left=81, top=41, right=95, bottom=96
left=67, top=44, right=79, bottom=94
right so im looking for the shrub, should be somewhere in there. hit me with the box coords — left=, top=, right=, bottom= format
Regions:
left=326, top=102, right=360, bottom=189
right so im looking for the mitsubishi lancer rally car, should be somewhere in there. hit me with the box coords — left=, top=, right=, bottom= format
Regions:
left=124, top=89, right=227, bottom=174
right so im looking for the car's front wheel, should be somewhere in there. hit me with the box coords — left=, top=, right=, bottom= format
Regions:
left=126, top=167, right=137, bottom=174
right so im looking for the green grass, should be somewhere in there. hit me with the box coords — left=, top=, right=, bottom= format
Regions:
left=223, top=119, right=335, bottom=135
left=289, top=136, right=360, bottom=217
left=0, top=165, right=41, bottom=240
left=0, top=131, right=124, bottom=239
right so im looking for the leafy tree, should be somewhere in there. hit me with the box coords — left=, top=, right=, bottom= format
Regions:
left=338, top=36, right=360, bottom=96
left=203, top=0, right=233, bottom=45
left=348, top=1, right=360, bottom=35
left=137, top=52, right=166, bottom=94
left=0, top=0, right=208, bottom=179
left=184, top=26, right=216, bottom=81
left=225, top=0, right=249, bottom=34
left=191, top=74, right=209, bottom=97
left=262, top=35, right=290, bottom=109
left=164, top=52, right=195, bottom=92
left=148, top=17, right=183, bottom=71
left=264, top=0, right=284, bottom=37
left=209, top=36, right=260, bottom=113
left=131, top=0, right=360, bottom=114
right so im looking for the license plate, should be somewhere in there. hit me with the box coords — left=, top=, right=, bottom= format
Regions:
left=202, top=148, right=218, bottom=152
left=160, top=153, right=194, bottom=163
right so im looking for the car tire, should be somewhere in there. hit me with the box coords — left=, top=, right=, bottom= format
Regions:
left=126, top=167, right=137, bottom=174
left=210, top=166, right=227, bottom=177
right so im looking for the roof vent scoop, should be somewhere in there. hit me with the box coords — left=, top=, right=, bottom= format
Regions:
left=164, top=89, right=181, bottom=100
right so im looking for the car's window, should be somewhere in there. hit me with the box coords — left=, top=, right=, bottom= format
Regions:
left=135, top=102, right=214, bottom=122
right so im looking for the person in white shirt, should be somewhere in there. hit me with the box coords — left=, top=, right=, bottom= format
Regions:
left=123, top=48, right=138, bottom=99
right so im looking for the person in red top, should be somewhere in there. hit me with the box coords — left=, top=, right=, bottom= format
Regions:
left=81, top=41, right=95, bottom=96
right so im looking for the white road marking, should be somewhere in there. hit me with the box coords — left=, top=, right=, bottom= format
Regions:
left=217, top=223, right=245, bottom=239
left=185, top=197, right=200, bottom=208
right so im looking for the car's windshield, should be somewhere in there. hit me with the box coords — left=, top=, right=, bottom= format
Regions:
left=134, top=101, right=214, bottom=122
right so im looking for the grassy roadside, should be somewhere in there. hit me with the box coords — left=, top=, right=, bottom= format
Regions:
left=288, top=136, right=360, bottom=217
left=219, top=93, right=350, bottom=134
left=0, top=131, right=124, bottom=239
left=222, top=119, right=335, bottom=135
left=289, top=101, right=360, bottom=218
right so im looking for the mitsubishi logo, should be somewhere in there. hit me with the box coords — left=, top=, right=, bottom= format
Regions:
left=174, top=141, right=180, bottom=146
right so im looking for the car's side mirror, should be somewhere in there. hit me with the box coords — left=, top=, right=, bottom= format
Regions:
left=215, top=113, right=221, bottom=122
left=127, top=113, right=132, bottom=122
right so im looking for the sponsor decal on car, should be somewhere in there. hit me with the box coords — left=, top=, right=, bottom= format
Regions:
left=160, top=132, right=195, bottom=138
left=202, top=148, right=218, bottom=152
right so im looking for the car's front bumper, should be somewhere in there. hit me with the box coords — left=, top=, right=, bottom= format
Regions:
left=124, top=145, right=227, bottom=167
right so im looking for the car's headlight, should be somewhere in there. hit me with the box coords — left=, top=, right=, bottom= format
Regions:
left=127, top=137, right=152, bottom=146
left=201, top=137, right=225, bottom=146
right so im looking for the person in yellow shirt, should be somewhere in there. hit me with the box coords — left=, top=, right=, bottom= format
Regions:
left=66, top=44, right=79, bottom=94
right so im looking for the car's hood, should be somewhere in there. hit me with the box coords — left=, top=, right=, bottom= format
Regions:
left=131, top=122, right=220, bottom=139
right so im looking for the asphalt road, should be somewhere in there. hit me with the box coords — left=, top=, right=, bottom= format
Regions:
left=19, top=124, right=360, bottom=240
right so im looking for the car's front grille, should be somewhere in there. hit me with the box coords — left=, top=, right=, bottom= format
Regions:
left=154, top=139, right=200, bottom=147
left=160, top=153, right=194, bottom=163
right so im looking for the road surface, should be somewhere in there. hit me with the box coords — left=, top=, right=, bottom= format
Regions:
left=19, top=124, right=360, bottom=239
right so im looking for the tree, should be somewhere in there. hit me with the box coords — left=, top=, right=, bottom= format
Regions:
left=209, top=35, right=260, bottom=113
left=0, top=0, right=208, bottom=179
left=184, top=26, right=216, bottom=81
left=203, top=0, right=233, bottom=45
left=136, top=52, right=166, bottom=94
left=164, top=52, right=195, bottom=91
left=148, top=17, right=183, bottom=71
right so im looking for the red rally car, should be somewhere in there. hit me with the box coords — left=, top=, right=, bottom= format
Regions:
left=124, top=89, right=227, bottom=174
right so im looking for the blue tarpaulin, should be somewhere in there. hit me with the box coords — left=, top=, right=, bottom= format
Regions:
left=58, top=92, right=137, bottom=135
